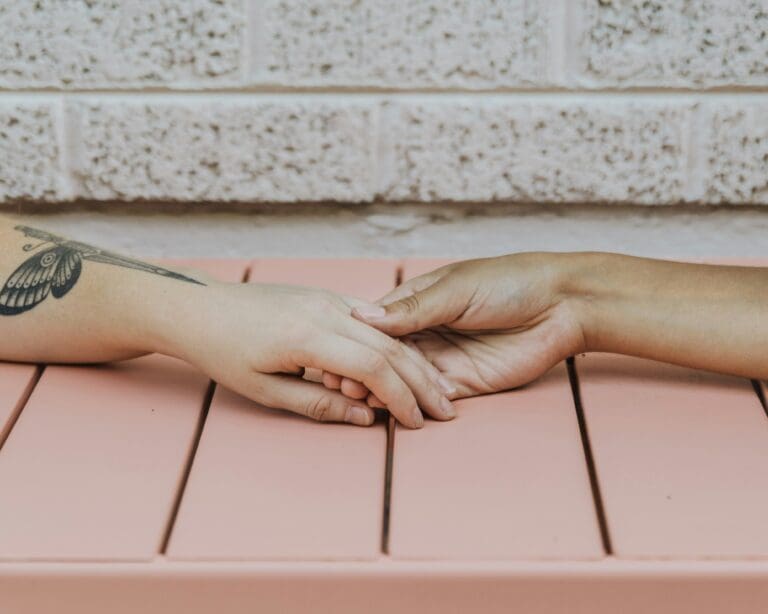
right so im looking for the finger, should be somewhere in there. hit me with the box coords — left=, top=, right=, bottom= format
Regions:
left=338, top=319, right=456, bottom=421
left=406, top=331, right=477, bottom=399
left=322, top=371, right=342, bottom=389
left=340, top=377, right=369, bottom=399
left=322, top=294, right=441, bottom=406
left=352, top=274, right=469, bottom=337
left=367, top=392, right=385, bottom=408
left=337, top=294, right=370, bottom=310
left=401, top=336, right=458, bottom=400
left=404, top=331, right=449, bottom=362
left=375, top=267, right=449, bottom=306
left=303, top=367, right=324, bottom=383
left=298, top=336, right=424, bottom=429
left=244, top=373, right=376, bottom=427
left=323, top=372, right=372, bottom=401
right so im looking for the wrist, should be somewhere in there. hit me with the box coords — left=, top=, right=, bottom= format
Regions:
left=552, top=252, right=620, bottom=354
left=122, top=275, right=213, bottom=361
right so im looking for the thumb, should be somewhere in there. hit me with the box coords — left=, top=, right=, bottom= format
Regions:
left=352, top=277, right=463, bottom=336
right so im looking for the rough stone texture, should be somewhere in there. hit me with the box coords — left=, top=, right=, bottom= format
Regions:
left=378, top=100, right=690, bottom=204
left=0, top=0, right=244, bottom=88
left=71, top=100, right=375, bottom=202
left=6, top=96, right=768, bottom=206
left=701, top=103, right=768, bottom=204
left=579, top=0, right=768, bottom=87
left=0, top=103, right=61, bottom=201
left=259, top=1, right=364, bottom=86
left=259, top=0, right=550, bottom=87
left=0, top=1, right=766, bottom=206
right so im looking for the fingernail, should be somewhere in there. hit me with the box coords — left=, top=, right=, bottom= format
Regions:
left=411, top=407, right=424, bottom=428
left=440, top=396, right=457, bottom=419
left=354, top=305, right=386, bottom=320
left=437, top=375, right=457, bottom=396
left=346, top=406, right=373, bottom=426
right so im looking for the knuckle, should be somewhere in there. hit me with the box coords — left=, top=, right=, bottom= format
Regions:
left=380, top=336, right=403, bottom=359
left=246, top=381, right=271, bottom=405
left=397, top=294, right=422, bottom=317
left=362, top=352, right=387, bottom=377
left=305, top=294, right=336, bottom=319
left=305, top=395, right=334, bottom=422
left=316, top=291, right=342, bottom=311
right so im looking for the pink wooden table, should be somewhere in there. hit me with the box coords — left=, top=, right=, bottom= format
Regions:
left=2, top=259, right=768, bottom=614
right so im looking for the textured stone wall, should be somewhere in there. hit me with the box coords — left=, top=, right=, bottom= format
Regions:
left=0, top=0, right=766, bottom=205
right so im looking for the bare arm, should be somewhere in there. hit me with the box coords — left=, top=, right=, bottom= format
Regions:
left=0, top=218, right=198, bottom=364
left=0, top=216, right=453, bottom=427
left=569, top=253, right=768, bottom=380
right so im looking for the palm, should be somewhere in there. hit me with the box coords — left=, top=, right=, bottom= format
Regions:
left=407, top=311, right=580, bottom=398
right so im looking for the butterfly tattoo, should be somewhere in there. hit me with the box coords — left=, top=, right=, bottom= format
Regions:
left=0, top=225, right=204, bottom=316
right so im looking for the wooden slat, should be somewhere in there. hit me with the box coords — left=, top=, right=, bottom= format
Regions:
left=0, top=363, right=39, bottom=446
left=0, top=261, right=247, bottom=561
left=167, top=260, right=396, bottom=560
left=577, top=353, right=768, bottom=558
left=246, top=258, right=398, bottom=299
left=388, top=260, right=603, bottom=560
left=6, top=559, right=768, bottom=614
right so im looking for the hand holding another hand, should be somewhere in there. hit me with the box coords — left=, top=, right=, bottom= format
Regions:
left=351, top=254, right=588, bottom=399
left=155, top=281, right=455, bottom=429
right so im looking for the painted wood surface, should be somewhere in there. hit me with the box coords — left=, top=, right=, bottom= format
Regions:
left=167, top=260, right=397, bottom=560
left=0, top=363, right=38, bottom=447
left=388, top=260, right=603, bottom=559
left=0, top=261, right=247, bottom=560
left=1, top=259, right=768, bottom=613
left=577, top=353, right=768, bottom=558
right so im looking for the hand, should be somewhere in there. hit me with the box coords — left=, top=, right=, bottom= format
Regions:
left=150, top=281, right=455, bottom=428
left=350, top=254, right=587, bottom=398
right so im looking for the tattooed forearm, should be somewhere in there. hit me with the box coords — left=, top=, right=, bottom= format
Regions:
left=0, top=225, right=204, bottom=316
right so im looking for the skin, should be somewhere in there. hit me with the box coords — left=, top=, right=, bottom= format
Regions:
left=0, top=216, right=455, bottom=428
left=337, top=252, right=768, bottom=402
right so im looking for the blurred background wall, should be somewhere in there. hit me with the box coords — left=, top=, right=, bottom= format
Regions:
left=0, top=0, right=766, bottom=258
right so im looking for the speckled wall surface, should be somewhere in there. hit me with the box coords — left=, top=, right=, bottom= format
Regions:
left=0, top=1, right=766, bottom=256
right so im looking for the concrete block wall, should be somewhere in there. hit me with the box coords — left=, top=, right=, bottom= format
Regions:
left=0, top=0, right=766, bottom=205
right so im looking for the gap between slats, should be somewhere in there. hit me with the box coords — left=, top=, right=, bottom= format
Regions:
left=159, top=379, right=217, bottom=554
left=567, top=357, right=613, bottom=555
left=570, top=362, right=768, bottom=558
left=381, top=264, right=608, bottom=559
left=0, top=364, right=44, bottom=456
left=380, top=415, right=396, bottom=555
left=156, top=257, right=768, bottom=560
left=380, top=263, right=404, bottom=555
left=751, top=380, right=768, bottom=421
left=159, top=264, right=253, bottom=555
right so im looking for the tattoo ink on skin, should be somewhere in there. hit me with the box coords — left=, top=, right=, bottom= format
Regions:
left=0, top=225, right=204, bottom=316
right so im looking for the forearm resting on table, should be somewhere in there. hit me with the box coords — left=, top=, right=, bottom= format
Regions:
left=0, top=216, right=452, bottom=428
left=564, top=252, right=768, bottom=380
left=0, top=216, right=204, bottom=364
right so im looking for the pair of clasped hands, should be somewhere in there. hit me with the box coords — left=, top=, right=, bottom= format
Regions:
left=183, top=251, right=767, bottom=428
left=187, top=253, right=582, bottom=429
